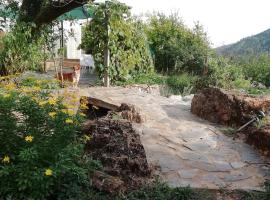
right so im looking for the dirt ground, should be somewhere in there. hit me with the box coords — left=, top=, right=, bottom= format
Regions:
left=191, top=87, right=270, bottom=126
left=84, top=118, right=153, bottom=193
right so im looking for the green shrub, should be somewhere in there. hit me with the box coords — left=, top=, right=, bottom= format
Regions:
left=19, top=76, right=60, bottom=90
left=166, top=73, right=197, bottom=95
left=0, top=23, right=46, bottom=76
left=195, top=57, right=248, bottom=90
left=232, top=78, right=251, bottom=89
left=115, top=72, right=166, bottom=86
left=0, top=79, right=100, bottom=199
left=242, top=54, right=270, bottom=87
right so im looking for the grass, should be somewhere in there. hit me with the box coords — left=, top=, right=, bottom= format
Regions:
left=84, top=180, right=270, bottom=200
left=246, top=88, right=270, bottom=96
left=84, top=181, right=216, bottom=200
left=115, top=72, right=198, bottom=96
left=219, top=127, right=237, bottom=137
left=115, top=73, right=167, bottom=86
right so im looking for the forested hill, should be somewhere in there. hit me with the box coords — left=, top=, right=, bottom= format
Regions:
left=216, top=29, right=270, bottom=57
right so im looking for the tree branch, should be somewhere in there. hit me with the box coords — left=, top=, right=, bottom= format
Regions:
left=19, top=0, right=91, bottom=26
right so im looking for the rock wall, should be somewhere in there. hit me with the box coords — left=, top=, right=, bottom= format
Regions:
left=191, top=88, right=270, bottom=126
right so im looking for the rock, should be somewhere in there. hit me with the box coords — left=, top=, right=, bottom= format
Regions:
left=117, top=103, right=146, bottom=123
left=191, top=87, right=270, bottom=126
left=251, top=81, right=267, bottom=89
left=169, top=95, right=182, bottom=101
left=230, top=162, right=246, bottom=169
left=182, top=94, right=194, bottom=102
left=178, top=169, right=199, bottom=179
left=223, top=172, right=251, bottom=182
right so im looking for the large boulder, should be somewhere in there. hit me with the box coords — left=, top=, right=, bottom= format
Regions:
left=191, top=87, right=270, bottom=126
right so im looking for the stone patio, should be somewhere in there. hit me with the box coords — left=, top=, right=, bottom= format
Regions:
left=77, top=86, right=270, bottom=191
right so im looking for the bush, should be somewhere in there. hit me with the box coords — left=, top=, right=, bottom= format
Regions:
left=195, top=57, right=249, bottom=90
left=0, top=23, right=46, bottom=76
left=166, top=73, right=197, bottom=95
left=0, top=78, right=100, bottom=199
left=19, top=76, right=60, bottom=90
left=242, top=54, right=270, bottom=87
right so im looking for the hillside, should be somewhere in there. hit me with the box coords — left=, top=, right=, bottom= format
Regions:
left=216, top=29, right=270, bottom=56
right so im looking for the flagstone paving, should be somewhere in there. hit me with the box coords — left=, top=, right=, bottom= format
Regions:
left=78, top=86, right=270, bottom=191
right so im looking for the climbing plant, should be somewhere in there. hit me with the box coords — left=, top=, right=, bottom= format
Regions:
left=81, top=0, right=154, bottom=82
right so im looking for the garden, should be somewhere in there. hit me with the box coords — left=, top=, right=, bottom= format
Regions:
left=1, top=0, right=270, bottom=200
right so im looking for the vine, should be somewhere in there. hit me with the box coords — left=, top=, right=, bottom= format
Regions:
left=81, top=0, right=154, bottom=82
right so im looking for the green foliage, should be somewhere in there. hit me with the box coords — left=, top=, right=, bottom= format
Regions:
left=84, top=181, right=214, bottom=200
left=126, top=182, right=197, bottom=200
left=0, top=78, right=100, bottom=199
left=115, top=72, right=166, bottom=86
left=166, top=73, right=197, bottom=95
left=241, top=54, right=270, bottom=87
left=219, top=127, right=237, bottom=137
left=19, top=76, right=60, bottom=90
left=145, top=13, right=210, bottom=75
left=0, top=23, right=46, bottom=75
left=195, top=56, right=249, bottom=90
left=81, top=0, right=154, bottom=82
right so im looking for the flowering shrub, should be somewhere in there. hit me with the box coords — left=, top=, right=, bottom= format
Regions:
left=0, top=78, right=99, bottom=199
left=19, top=76, right=60, bottom=90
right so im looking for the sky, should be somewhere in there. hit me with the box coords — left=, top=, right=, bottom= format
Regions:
left=119, top=0, right=270, bottom=47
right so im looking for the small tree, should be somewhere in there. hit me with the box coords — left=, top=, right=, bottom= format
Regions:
left=81, top=0, right=154, bottom=82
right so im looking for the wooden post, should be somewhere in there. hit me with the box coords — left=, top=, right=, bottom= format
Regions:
left=104, top=1, right=110, bottom=87
left=60, top=20, right=64, bottom=87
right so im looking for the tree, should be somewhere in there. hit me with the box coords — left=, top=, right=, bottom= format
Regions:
left=145, top=13, right=211, bottom=75
left=1, top=0, right=91, bottom=27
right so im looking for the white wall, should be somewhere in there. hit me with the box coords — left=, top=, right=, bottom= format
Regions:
left=64, top=19, right=87, bottom=59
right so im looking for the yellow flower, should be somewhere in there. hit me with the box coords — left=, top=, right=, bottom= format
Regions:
left=63, top=103, right=74, bottom=109
left=65, top=119, right=73, bottom=124
left=38, top=101, right=47, bottom=107
left=45, top=168, right=53, bottom=176
left=25, top=135, right=34, bottom=143
left=84, top=135, right=91, bottom=141
left=3, top=94, right=10, bottom=98
left=48, top=98, right=57, bottom=105
left=2, top=155, right=10, bottom=163
left=5, top=83, right=16, bottom=90
left=36, top=80, right=42, bottom=84
left=79, top=113, right=86, bottom=117
left=49, top=112, right=57, bottom=118
left=80, top=103, right=88, bottom=110
left=70, top=98, right=79, bottom=103
left=32, top=86, right=41, bottom=91
left=67, top=110, right=75, bottom=116
left=32, top=97, right=39, bottom=102
left=61, top=109, right=68, bottom=114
